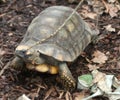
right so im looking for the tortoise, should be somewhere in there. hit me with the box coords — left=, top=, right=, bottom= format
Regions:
left=11, top=6, right=97, bottom=90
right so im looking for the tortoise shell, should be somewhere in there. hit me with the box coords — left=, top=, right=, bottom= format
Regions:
left=18, top=6, right=94, bottom=62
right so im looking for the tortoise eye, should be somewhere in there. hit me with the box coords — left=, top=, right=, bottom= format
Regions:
left=21, top=50, right=26, bottom=54
left=15, top=50, right=26, bottom=58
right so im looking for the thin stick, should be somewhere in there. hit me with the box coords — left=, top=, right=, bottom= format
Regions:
left=95, top=1, right=100, bottom=36
left=27, top=0, right=85, bottom=50
left=0, top=59, right=4, bottom=68
left=4, top=0, right=17, bottom=12
left=0, top=61, right=11, bottom=76
left=52, top=0, right=85, bottom=37
left=102, top=0, right=109, bottom=13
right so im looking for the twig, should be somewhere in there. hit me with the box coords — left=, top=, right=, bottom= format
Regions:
left=12, top=86, right=30, bottom=93
left=43, top=87, right=55, bottom=100
left=58, top=91, right=64, bottom=99
left=100, top=68, right=120, bottom=70
left=0, top=61, right=11, bottom=76
left=94, top=1, right=100, bottom=36
left=4, top=0, right=17, bottom=12
left=102, top=0, right=109, bottom=13
left=0, top=59, right=4, bottom=68
left=0, top=13, right=6, bottom=18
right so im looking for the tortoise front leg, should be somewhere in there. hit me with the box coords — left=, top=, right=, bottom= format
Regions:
left=10, top=57, right=25, bottom=70
left=59, top=63, right=76, bottom=91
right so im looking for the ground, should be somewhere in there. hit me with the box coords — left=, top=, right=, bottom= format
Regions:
left=0, top=0, right=120, bottom=100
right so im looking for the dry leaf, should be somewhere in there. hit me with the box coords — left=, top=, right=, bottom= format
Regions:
left=0, top=49, right=6, bottom=56
left=108, top=4, right=118, bottom=17
left=81, top=5, right=97, bottom=19
left=58, top=91, right=64, bottom=99
left=92, top=50, right=108, bottom=64
left=8, top=32, right=13, bottom=36
left=89, top=70, right=120, bottom=100
left=117, top=31, right=120, bottom=35
left=74, top=91, right=89, bottom=100
left=44, top=87, right=55, bottom=100
left=92, top=70, right=106, bottom=83
left=92, top=71, right=111, bottom=92
left=81, top=11, right=97, bottom=19
left=104, top=24, right=116, bottom=32
left=65, top=91, right=72, bottom=100
left=97, top=76, right=112, bottom=92
left=86, top=13, right=97, bottom=19
left=116, top=4, right=120, bottom=10
left=117, top=61, right=120, bottom=69
left=92, top=70, right=113, bottom=92
left=81, top=5, right=98, bottom=19
left=107, top=0, right=116, bottom=3
left=87, top=64, right=99, bottom=71
left=108, top=92, right=120, bottom=100
left=17, top=94, right=31, bottom=100
left=92, top=0, right=105, bottom=14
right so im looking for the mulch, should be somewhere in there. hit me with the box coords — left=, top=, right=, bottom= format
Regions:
left=0, top=0, right=120, bottom=100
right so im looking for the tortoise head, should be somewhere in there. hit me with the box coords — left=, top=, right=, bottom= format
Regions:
left=15, top=45, right=45, bottom=65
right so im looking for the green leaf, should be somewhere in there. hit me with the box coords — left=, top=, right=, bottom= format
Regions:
left=78, top=74, right=93, bottom=87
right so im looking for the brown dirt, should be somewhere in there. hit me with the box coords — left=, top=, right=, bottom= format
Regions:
left=0, top=0, right=120, bottom=100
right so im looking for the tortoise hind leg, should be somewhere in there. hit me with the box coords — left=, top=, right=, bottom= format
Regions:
left=59, top=63, right=76, bottom=91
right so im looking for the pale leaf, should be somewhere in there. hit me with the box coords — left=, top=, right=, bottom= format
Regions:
left=83, top=89, right=103, bottom=100
left=104, top=24, right=115, bottom=32
left=86, top=13, right=97, bottom=19
left=92, top=70, right=106, bottom=83
left=117, top=31, right=120, bottom=35
left=108, top=4, right=118, bottom=17
left=8, top=32, right=13, bottom=36
left=92, top=50, right=108, bottom=64
left=87, top=64, right=99, bottom=71
left=92, top=70, right=114, bottom=92
left=44, top=87, right=55, bottom=100
left=107, top=0, right=116, bottom=3
left=0, top=49, right=6, bottom=56
left=74, top=91, right=90, bottom=100
left=65, top=91, right=72, bottom=100
left=17, top=94, right=31, bottom=100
